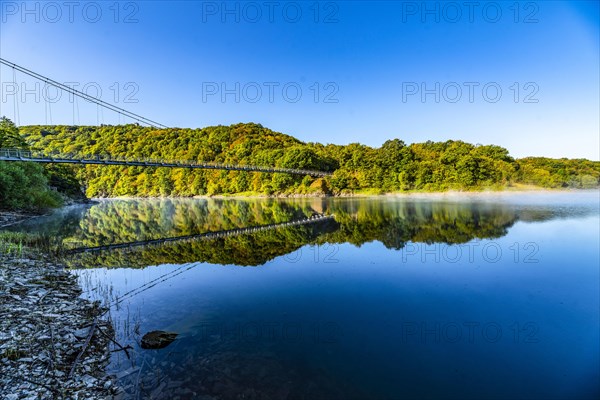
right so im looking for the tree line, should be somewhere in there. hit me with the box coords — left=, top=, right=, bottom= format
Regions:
left=1, top=118, right=598, bottom=210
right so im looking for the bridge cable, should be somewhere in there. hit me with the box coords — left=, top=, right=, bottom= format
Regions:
left=47, top=85, right=53, bottom=124
left=43, top=84, right=54, bottom=125
left=72, top=90, right=76, bottom=125
left=11, top=67, right=20, bottom=125
left=0, top=58, right=167, bottom=128
left=76, top=94, right=80, bottom=125
left=44, top=89, right=48, bottom=125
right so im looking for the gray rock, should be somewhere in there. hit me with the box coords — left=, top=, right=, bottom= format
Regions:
left=73, top=328, right=90, bottom=339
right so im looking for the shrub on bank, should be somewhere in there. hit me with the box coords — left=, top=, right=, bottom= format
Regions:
left=0, top=162, right=63, bottom=211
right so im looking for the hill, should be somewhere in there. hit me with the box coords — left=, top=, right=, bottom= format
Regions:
left=0, top=120, right=598, bottom=207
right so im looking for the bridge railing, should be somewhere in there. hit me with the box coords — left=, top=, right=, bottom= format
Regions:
left=0, top=148, right=332, bottom=177
left=0, top=148, right=32, bottom=158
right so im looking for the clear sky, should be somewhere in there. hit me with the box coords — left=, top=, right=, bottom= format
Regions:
left=1, top=1, right=598, bottom=160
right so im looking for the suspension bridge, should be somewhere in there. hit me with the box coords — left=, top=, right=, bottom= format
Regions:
left=0, top=58, right=334, bottom=177
left=0, top=148, right=332, bottom=177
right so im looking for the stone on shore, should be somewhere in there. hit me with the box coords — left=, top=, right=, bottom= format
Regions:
left=0, top=254, right=115, bottom=399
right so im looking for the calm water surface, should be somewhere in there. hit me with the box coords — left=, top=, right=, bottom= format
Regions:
left=9, top=192, right=600, bottom=399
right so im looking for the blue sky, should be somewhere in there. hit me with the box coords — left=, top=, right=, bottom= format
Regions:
left=1, top=1, right=598, bottom=160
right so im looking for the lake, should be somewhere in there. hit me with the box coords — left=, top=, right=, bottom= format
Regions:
left=8, top=192, right=600, bottom=399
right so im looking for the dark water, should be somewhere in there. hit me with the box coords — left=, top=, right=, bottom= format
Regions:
left=8, top=192, right=600, bottom=399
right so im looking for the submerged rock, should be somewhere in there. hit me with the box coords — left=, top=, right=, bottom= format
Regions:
left=141, top=331, right=178, bottom=349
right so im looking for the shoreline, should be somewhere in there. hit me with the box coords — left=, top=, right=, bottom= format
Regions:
left=0, top=253, right=117, bottom=399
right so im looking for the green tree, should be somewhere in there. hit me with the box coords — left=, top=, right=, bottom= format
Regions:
left=0, top=162, right=62, bottom=210
left=0, top=116, right=27, bottom=149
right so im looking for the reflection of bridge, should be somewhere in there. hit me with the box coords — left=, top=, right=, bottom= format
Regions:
left=65, top=214, right=334, bottom=254
left=0, top=149, right=332, bottom=177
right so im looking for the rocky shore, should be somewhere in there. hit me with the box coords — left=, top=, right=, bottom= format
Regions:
left=0, top=254, right=118, bottom=399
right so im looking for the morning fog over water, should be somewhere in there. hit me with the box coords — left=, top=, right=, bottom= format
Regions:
left=8, top=192, right=600, bottom=399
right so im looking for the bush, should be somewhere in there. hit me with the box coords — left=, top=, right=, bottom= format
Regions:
left=0, top=162, right=63, bottom=211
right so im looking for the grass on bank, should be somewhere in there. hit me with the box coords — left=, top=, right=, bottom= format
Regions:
left=0, top=231, right=64, bottom=258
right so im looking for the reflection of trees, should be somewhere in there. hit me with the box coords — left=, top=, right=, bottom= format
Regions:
left=320, top=200, right=518, bottom=250
left=67, top=199, right=318, bottom=247
left=48, top=197, right=593, bottom=268
left=65, top=221, right=338, bottom=268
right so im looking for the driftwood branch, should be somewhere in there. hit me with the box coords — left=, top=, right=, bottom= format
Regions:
left=37, top=289, right=52, bottom=304
left=96, top=324, right=132, bottom=359
left=68, top=317, right=98, bottom=379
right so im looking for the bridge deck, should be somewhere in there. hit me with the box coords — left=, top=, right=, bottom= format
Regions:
left=0, top=149, right=332, bottom=177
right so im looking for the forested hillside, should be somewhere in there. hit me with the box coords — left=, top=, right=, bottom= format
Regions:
left=4, top=121, right=599, bottom=202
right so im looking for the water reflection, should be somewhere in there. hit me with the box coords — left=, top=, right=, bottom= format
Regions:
left=6, top=194, right=600, bottom=399
left=9, top=195, right=599, bottom=268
